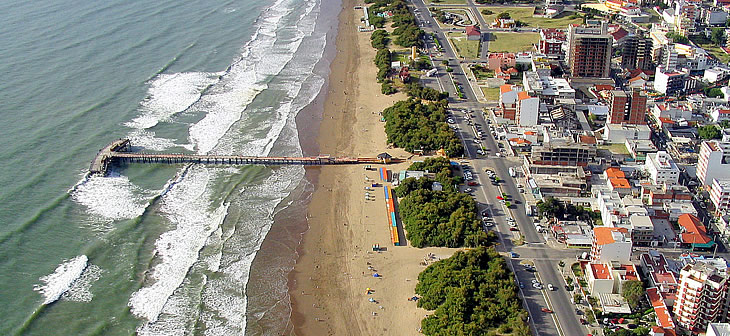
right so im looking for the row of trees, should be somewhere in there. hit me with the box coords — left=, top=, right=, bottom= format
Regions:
left=367, top=0, right=424, bottom=48
left=536, top=197, right=597, bottom=221
left=405, top=82, right=449, bottom=101
left=382, top=99, right=464, bottom=157
left=396, top=175, right=490, bottom=247
left=370, top=29, right=389, bottom=50
left=405, top=157, right=460, bottom=189
left=415, top=247, right=530, bottom=335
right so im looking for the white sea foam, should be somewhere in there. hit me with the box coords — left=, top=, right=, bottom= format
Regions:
left=62, top=263, right=103, bottom=302
left=34, top=255, right=88, bottom=305
left=71, top=174, right=151, bottom=221
left=125, top=72, right=221, bottom=130
left=129, top=166, right=229, bottom=323
left=127, top=129, right=190, bottom=152
left=126, top=0, right=326, bottom=333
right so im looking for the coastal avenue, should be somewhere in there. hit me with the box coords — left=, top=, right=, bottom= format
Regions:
left=409, top=1, right=588, bottom=335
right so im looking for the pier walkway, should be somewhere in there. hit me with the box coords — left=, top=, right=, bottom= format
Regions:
left=89, top=139, right=402, bottom=176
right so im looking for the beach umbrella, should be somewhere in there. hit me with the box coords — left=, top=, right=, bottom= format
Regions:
left=373, top=273, right=380, bottom=277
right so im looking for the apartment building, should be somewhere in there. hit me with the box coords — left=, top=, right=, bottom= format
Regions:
left=530, top=140, right=597, bottom=167
left=539, top=28, right=566, bottom=57
left=608, top=89, right=648, bottom=125
left=567, top=23, right=612, bottom=78
left=591, top=227, right=632, bottom=263
left=654, top=65, right=688, bottom=96
left=674, top=262, right=729, bottom=332
left=698, top=141, right=730, bottom=187
left=516, top=91, right=539, bottom=126
left=622, top=33, right=653, bottom=70
left=711, top=179, right=730, bottom=215
left=644, top=151, right=681, bottom=186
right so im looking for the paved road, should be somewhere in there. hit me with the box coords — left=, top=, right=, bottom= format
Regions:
left=409, top=2, right=590, bottom=335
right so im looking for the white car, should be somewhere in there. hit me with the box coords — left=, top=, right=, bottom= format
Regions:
left=548, top=283, right=555, bottom=291
left=506, top=217, right=515, bottom=222
left=464, top=188, right=473, bottom=193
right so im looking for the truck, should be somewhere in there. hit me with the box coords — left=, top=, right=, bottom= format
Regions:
left=426, top=68, right=438, bottom=77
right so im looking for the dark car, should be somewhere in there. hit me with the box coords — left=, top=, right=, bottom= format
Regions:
left=467, top=181, right=478, bottom=186
left=509, top=227, right=519, bottom=231
left=580, top=318, right=588, bottom=325
left=627, top=324, right=637, bottom=329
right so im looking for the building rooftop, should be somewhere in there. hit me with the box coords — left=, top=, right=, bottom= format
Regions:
left=594, top=227, right=630, bottom=245
left=591, top=263, right=613, bottom=279
left=678, top=213, right=712, bottom=245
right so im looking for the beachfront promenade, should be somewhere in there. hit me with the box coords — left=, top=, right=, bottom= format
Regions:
left=89, top=139, right=402, bottom=176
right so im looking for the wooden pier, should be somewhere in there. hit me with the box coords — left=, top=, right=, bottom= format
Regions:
left=89, top=139, right=402, bottom=176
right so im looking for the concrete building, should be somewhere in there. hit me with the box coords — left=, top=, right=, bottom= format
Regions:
left=622, top=33, right=653, bottom=70
left=644, top=151, right=681, bottom=186
left=698, top=140, right=730, bottom=187
left=640, top=251, right=679, bottom=303
left=654, top=66, right=688, bottom=96
left=608, top=89, right=648, bottom=125
left=651, top=102, right=693, bottom=122
left=711, top=179, right=730, bottom=215
left=603, top=124, right=651, bottom=144
left=630, top=214, right=655, bottom=246
left=567, top=23, right=612, bottom=78
left=539, top=28, right=566, bottom=57
left=591, top=227, right=632, bottom=263
left=516, top=92, right=539, bottom=126
left=707, top=323, right=730, bottom=336
left=710, top=108, right=730, bottom=123
left=674, top=262, right=729, bottom=333
left=522, top=71, right=575, bottom=102
left=498, top=84, right=520, bottom=120
left=530, top=141, right=596, bottom=166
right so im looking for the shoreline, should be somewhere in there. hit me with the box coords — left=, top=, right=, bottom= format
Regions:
left=287, top=0, right=459, bottom=335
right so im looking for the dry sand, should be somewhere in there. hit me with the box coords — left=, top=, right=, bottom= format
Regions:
left=288, top=1, right=459, bottom=335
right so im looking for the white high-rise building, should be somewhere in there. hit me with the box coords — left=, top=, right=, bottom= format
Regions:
left=698, top=141, right=730, bottom=187
left=644, top=151, right=681, bottom=186
left=675, top=263, right=729, bottom=333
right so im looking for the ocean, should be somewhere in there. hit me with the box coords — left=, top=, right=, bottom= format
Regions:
left=0, top=0, right=339, bottom=334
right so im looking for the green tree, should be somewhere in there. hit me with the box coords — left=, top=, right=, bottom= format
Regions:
left=415, top=247, right=529, bottom=336
left=666, top=32, right=689, bottom=44
left=621, top=280, right=644, bottom=310
left=381, top=81, right=397, bottom=95
left=706, top=87, right=724, bottom=98
left=711, top=27, right=725, bottom=45
left=537, top=197, right=564, bottom=219
left=721, top=120, right=730, bottom=129
left=481, top=9, right=494, bottom=15
left=497, top=12, right=511, bottom=19
left=699, top=125, right=722, bottom=140
left=370, top=30, right=389, bottom=49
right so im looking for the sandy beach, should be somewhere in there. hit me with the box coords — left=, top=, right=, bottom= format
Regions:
left=288, top=0, right=459, bottom=335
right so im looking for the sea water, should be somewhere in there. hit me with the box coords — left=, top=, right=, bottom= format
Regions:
left=0, top=0, right=339, bottom=334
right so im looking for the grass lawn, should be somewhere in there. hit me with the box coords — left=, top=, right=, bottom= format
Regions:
left=479, top=6, right=582, bottom=29
left=690, top=35, right=730, bottom=64
left=451, top=38, right=480, bottom=58
left=472, top=65, right=493, bottom=80
left=481, top=87, right=500, bottom=101
left=487, top=32, right=539, bottom=53
left=598, top=143, right=630, bottom=155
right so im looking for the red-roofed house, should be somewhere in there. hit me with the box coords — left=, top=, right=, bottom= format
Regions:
left=487, top=53, right=516, bottom=70
left=647, top=287, right=676, bottom=332
left=539, top=28, right=566, bottom=57
left=465, top=25, right=481, bottom=41
left=678, top=214, right=715, bottom=250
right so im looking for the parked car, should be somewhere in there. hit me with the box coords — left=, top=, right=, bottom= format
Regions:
left=509, top=227, right=519, bottom=231
left=467, top=181, right=478, bottom=186
left=580, top=318, right=588, bottom=325
left=509, top=252, right=519, bottom=258
left=540, top=308, right=553, bottom=313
